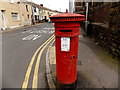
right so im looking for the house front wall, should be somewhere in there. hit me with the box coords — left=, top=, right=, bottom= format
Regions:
left=32, top=7, right=39, bottom=16
left=1, top=0, right=21, bottom=29
left=39, top=9, right=43, bottom=20
left=44, top=10, right=49, bottom=20
left=0, top=0, right=32, bottom=30
left=41, top=10, right=50, bottom=21
left=39, top=9, right=59, bottom=22
left=50, top=11, right=59, bottom=17
left=32, top=7, right=40, bottom=23
left=20, top=3, right=32, bottom=25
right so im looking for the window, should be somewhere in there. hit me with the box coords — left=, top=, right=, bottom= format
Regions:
left=35, top=15, right=37, bottom=20
left=27, top=14, right=29, bottom=19
left=34, top=7, right=36, bottom=12
left=39, top=9, right=42, bottom=13
left=11, top=13, right=19, bottom=21
left=1, top=10, right=5, bottom=20
left=42, top=16, right=44, bottom=19
left=26, top=5, right=28, bottom=11
left=9, top=0, right=14, bottom=3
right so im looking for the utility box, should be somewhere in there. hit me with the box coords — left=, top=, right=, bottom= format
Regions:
left=50, top=10, right=85, bottom=87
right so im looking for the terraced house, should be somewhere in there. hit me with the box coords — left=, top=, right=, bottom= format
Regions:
left=26, top=2, right=60, bottom=24
left=0, top=0, right=32, bottom=30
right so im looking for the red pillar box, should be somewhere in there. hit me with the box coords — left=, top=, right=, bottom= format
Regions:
left=50, top=10, right=85, bottom=87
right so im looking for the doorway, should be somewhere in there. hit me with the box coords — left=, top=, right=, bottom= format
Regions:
left=1, top=10, right=7, bottom=30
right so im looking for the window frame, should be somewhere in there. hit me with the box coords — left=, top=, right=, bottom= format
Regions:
left=11, top=13, right=20, bottom=21
left=26, top=5, right=29, bottom=12
left=9, top=0, right=14, bottom=3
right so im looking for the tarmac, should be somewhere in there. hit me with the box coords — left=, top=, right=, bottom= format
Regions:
left=46, top=28, right=118, bottom=89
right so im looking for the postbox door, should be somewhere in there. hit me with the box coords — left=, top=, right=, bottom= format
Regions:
left=56, top=36, right=78, bottom=84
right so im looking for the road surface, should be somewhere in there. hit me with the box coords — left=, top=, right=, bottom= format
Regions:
left=2, top=23, right=54, bottom=89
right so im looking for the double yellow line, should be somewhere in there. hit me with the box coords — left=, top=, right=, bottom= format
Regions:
left=22, top=34, right=55, bottom=89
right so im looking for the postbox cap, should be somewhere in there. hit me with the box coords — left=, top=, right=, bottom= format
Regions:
left=50, top=9, right=85, bottom=22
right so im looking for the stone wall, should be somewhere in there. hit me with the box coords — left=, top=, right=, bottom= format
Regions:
left=91, top=24, right=119, bottom=59
left=86, top=2, right=120, bottom=59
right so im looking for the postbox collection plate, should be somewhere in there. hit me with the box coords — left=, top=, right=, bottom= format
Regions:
left=61, top=37, right=70, bottom=51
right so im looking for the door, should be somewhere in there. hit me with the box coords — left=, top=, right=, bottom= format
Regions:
left=1, top=10, right=7, bottom=30
left=44, top=16, right=47, bottom=21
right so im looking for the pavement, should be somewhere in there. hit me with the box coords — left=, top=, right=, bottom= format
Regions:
left=46, top=28, right=119, bottom=89
left=0, top=23, right=43, bottom=34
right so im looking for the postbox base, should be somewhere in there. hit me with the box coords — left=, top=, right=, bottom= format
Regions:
left=56, top=80, right=77, bottom=89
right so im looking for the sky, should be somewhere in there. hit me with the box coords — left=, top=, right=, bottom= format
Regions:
left=28, top=0, right=69, bottom=12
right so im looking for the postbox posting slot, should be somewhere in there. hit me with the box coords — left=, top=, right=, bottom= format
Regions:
left=60, top=30, right=72, bottom=32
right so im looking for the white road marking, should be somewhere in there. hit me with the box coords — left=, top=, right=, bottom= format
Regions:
left=32, top=35, right=41, bottom=41
left=28, top=30, right=54, bottom=34
left=22, top=29, right=54, bottom=34
left=43, top=28, right=54, bottom=29
left=49, top=31, right=54, bottom=34
left=22, top=30, right=32, bottom=33
left=22, top=34, right=41, bottom=41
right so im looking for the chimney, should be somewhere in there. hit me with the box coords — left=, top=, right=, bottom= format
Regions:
left=40, top=4, right=43, bottom=7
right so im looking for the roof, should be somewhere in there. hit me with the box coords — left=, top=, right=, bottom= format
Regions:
left=23, top=1, right=60, bottom=13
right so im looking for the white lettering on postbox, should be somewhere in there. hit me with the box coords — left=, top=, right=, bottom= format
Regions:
left=61, top=37, right=70, bottom=51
